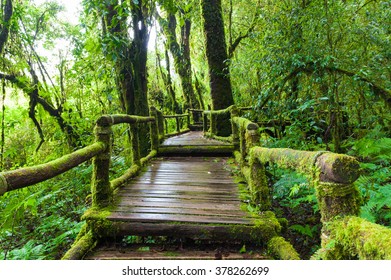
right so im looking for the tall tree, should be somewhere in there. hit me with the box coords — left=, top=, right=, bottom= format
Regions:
left=200, top=0, right=234, bottom=135
left=0, top=0, right=12, bottom=54
left=157, top=1, right=199, bottom=113
left=87, top=0, right=154, bottom=155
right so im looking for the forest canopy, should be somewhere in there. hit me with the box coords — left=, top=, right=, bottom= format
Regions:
left=0, top=0, right=390, bottom=259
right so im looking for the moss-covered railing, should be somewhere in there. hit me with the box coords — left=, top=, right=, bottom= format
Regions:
left=0, top=113, right=158, bottom=197
left=0, top=110, right=160, bottom=259
left=150, top=107, right=190, bottom=142
left=230, top=112, right=391, bottom=260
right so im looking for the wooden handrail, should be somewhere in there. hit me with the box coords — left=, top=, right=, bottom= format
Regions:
left=0, top=112, right=158, bottom=202
left=228, top=114, right=391, bottom=259
left=0, top=142, right=106, bottom=195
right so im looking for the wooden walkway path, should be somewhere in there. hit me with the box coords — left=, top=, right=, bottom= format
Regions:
left=86, top=132, right=263, bottom=259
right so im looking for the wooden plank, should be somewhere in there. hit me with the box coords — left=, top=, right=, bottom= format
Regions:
left=161, top=131, right=232, bottom=147
left=108, top=212, right=253, bottom=224
left=117, top=198, right=242, bottom=208
left=117, top=189, right=240, bottom=197
left=111, top=206, right=248, bottom=217
left=85, top=244, right=268, bottom=260
left=118, top=192, right=241, bottom=202
left=114, top=200, right=242, bottom=211
left=120, top=183, right=238, bottom=191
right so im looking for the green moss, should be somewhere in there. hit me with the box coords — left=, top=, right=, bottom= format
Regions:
left=267, top=236, right=300, bottom=260
left=319, top=216, right=391, bottom=260
left=248, top=151, right=270, bottom=209
left=61, top=230, right=97, bottom=260
left=315, top=182, right=361, bottom=223
left=230, top=211, right=281, bottom=245
left=82, top=207, right=119, bottom=238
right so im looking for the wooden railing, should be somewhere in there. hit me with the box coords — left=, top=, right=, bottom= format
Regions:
left=200, top=105, right=391, bottom=260
left=150, top=107, right=190, bottom=142
left=0, top=111, right=159, bottom=204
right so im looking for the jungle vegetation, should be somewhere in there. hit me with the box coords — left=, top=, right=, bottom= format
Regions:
left=0, top=0, right=390, bottom=259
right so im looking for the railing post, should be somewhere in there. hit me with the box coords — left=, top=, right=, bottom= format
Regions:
left=313, top=153, right=361, bottom=256
left=152, top=107, right=164, bottom=142
left=92, top=116, right=113, bottom=208
left=248, top=153, right=270, bottom=210
left=245, top=123, right=260, bottom=154
left=149, top=107, right=159, bottom=152
left=203, top=112, right=208, bottom=133
left=230, top=106, right=240, bottom=149
left=210, top=113, right=217, bottom=135
left=186, top=111, right=191, bottom=129
left=131, top=125, right=141, bottom=166
left=175, top=116, right=180, bottom=133
left=312, top=153, right=361, bottom=224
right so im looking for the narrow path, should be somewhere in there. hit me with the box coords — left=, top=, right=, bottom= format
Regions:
left=108, top=157, right=252, bottom=225
left=85, top=132, right=266, bottom=259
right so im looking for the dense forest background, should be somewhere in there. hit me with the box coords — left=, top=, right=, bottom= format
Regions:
left=0, top=0, right=390, bottom=259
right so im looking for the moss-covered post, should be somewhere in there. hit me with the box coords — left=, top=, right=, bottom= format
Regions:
left=202, top=111, right=208, bottom=133
left=248, top=152, right=270, bottom=210
left=149, top=107, right=159, bottom=152
left=313, top=153, right=361, bottom=224
left=92, top=116, right=113, bottom=208
left=313, top=153, right=361, bottom=254
left=210, top=113, right=217, bottom=135
left=175, top=116, right=180, bottom=133
left=131, top=124, right=141, bottom=166
left=230, top=106, right=240, bottom=150
left=186, top=110, right=191, bottom=129
left=245, top=122, right=260, bottom=153
left=154, top=108, right=165, bottom=141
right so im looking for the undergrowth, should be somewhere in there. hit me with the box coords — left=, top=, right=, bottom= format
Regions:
left=0, top=164, right=92, bottom=259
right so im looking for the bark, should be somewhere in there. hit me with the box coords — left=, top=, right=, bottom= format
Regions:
left=0, top=0, right=12, bottom=54
left=200, top=0, right=234, bottom=110
left=157, top=10, right=199, bottom=111
left=200, top=0, right=234, bottom=136
left=102, top=0, right=151, bottom=156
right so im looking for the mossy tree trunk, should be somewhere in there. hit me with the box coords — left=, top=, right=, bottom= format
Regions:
left=0, top=0, right=12, bottom=54
left=200, top=0, right=234, bottom=136
left=102, top=0, right=151, bottom=157
left=157, top=8, right=200, bottom=113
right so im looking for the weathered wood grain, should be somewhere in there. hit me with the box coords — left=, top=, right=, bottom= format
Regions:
left=108, top=156, right=254, bottom=229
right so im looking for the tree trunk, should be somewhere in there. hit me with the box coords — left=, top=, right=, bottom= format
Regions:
left=158, top=10, right=199, bottom=112
left=0, top=0, right=12, bottom=54
left=200, top=0, right=234, bottom=136
left=103, top=0, right=151, bottom=157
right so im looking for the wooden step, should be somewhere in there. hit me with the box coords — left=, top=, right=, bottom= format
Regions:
left=85, top=242, right=271, bottom=260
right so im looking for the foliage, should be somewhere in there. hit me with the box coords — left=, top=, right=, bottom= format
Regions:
left=0, top=0, right=390, bottom=260
left=350, top=134, right=391, bottom=227
left=0, top=164, right=91, bottom=259
left=268, top=166, right=321, bottom=259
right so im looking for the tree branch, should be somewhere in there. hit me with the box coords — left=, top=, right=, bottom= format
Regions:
left=260, top=62, right=391, bottom=110
left=228, top=3, right=260, bottom=58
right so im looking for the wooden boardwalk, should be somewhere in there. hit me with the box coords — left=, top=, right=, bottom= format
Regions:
left=108, top=157, right=253, bottom=226
left=158, top=131, right=234, bottom=155
left=86, top=132, right=261, bottom=259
